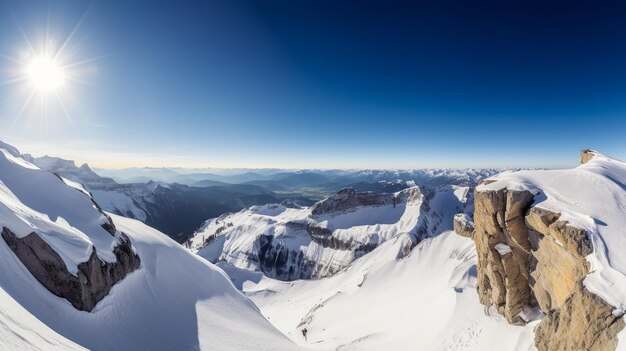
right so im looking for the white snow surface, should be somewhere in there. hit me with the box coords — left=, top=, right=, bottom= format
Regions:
left=228, top=231, right=537, bottom=350
left=0, top=147, right=122, bottom=274
left=477, top=151, right=626, bottom=314
left=0, top=214, right=297, bottom=351
left=0, top=142, right=297, bottom=350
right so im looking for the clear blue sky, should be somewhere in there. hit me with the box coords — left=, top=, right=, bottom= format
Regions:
left=0, top=0, right=625, bottom=169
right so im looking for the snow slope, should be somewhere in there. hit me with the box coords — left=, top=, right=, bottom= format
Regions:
left=477, top=151, right=626, bottom=313
left=0, top=141, right=297, bottom=351
left=0, top=145, right=124, bottom=274
left=228, top=231, right=537, bottom=350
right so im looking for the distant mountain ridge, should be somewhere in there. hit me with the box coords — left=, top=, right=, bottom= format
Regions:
left=25, top=155, right=311, bottom=242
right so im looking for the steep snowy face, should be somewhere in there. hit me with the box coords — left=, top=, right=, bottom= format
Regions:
left=0, top=142, right=140, bottom=311
left=0, top=141, right=297, bottom=350
left=187, top=185, right=473, bottom=280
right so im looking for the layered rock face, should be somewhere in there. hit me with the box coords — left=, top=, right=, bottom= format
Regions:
left=471, top=163, right=624, bottom=350
left=2, top=223, right=140, bottom=312
left=189, top=185, right=470, bottom=281
left=310, top=188, right=404, bottom=215
left=473, top=188, right=535, bottom=323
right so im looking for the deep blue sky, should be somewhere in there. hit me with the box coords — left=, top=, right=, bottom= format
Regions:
left=0, top=0, right=625, bottom=168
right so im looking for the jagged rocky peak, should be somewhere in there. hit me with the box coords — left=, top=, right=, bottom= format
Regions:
left=0, top=141, right=140, bottom=312
left=188, top=184, right=471, bottom=281
left=467, top=150, right=626, bottom=351
left=311, top=187, right=421, bottom=216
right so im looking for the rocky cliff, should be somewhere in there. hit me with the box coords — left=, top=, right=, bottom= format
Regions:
left=467, top=150, right=625, bottom=350
left=0, top=142, right=141, bottom=312
left=188, top=185, right=472, bottom=280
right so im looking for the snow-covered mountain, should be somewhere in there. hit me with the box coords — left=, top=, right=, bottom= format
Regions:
left=188, top=149, right=626, bottom=351
left=186, top=184, right=474, bottom=280
left=24, top=155, right=291, bottom=242
left=0, top=141, right=296, bottom=350
left=96, top=167, right=504, bottom=188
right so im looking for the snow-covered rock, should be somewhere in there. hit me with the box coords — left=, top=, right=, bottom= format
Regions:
left=231, top=231, right=537, bottom=350
left=0, top=141, right=297, bottom=350
left=0, top=144, right=140, bottom=311
left=473, top=150, right=626, bottom=350
left=187, top=184, right=473, bottom=280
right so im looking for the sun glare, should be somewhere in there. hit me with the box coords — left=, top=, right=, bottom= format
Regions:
left=26, top=57, right=66, bottom=92
left=0, top=9, right=102, bottom=131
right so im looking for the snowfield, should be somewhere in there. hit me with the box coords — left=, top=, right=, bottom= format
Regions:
left=0, top=141, right=297, bottom=351
left=0, top=214, right=297, bottom=350
left=228, top=231, right=537, bottom=350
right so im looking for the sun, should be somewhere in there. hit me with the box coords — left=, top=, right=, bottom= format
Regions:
left=0, top=9, right=102, bottom=131
left=25, top=57, right=66, bottom=92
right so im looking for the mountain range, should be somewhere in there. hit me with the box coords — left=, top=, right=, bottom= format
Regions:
left=2, top=140, right=625, bottom=350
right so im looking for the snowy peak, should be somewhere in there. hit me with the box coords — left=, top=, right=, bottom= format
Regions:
left=0, top=141, right=140, bottom=311
left=187, top=184, right=472, bottom=281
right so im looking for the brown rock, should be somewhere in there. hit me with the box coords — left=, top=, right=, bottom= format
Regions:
left=530, top=232, right=587, bottom=311
left=473, top=188, right=534, bottom=323
left=535, top=282, right=624, bottom=351
left=580, top=149, right=596, bottom=165
left=473, top=181, right=624, bottom=351
left=453, top=213, right=475, bottom=238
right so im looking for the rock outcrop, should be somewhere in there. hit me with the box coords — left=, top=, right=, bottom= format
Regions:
left=453, top=213, right=475, bottom=238
left=471, top=151, right=624, bottom=350
left=473, top=188, right=534, bottom=324
left=580, top=149, right=596, bottom=165
left=2, top=227, right=140, bottom=312
left=535, top=282, right=625, bottom=351
left=311, top=188, right=404, bottom=216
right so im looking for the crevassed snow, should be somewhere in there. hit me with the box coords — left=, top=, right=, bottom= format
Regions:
left=229, top=231, right=537, bottom=350
left=477, top=151, right=626, bottom=314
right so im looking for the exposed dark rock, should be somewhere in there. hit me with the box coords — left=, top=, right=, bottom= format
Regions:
left=311, top=188, right=401, bottom=216
left=2, top=227, right=140, bottom=312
